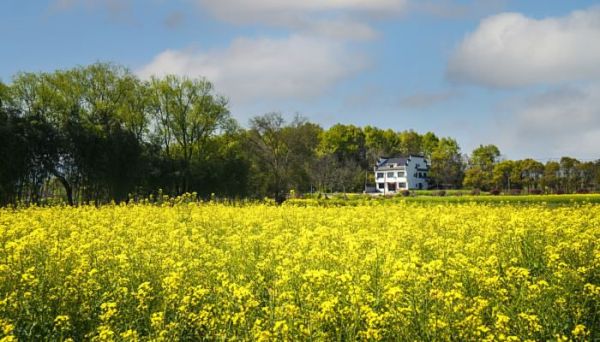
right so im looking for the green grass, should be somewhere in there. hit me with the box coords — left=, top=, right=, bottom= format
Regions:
left=288, top=194, right=600, bottom=207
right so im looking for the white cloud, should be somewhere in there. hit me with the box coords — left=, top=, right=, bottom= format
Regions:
left=497, top=85, right=600, bottom=158
left=448, top=7, right=600, bottom=87
left=195, top=0, right=407, bottom=42
left=137, top=35, right=368, bottom=102
left=413, top=0, right=507, bottom=20
left=197, top=0, right=408, bottom=23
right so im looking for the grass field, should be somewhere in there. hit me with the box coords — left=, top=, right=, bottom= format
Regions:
left=1, top=201, right=599, bottom=340
left=290, top=193, right=600, bottom=207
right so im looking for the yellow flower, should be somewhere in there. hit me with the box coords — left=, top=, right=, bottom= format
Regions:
left=572, top=324, right=588, bottom=338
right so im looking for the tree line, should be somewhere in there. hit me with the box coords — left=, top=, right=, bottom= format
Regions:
left=462, top=145, right=599, bottom=194
left=0, top=63, right=598, bottom=205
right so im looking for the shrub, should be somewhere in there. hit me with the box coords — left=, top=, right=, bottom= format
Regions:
left=490, top=189, right=501, bottom=196
left=470, top=189, right=481, bottom=196
left=510, top=189, right=522, bottom=195
left=528, top=189, right=543, bottom=195
left=400, top=190, right=411, bottom=197
left=576, top=189, right=590, bottom=194
left=436, top=190, right=446, bottom=197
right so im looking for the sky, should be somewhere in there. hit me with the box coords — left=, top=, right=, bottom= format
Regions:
left=1, top=0, right=599, bottom=160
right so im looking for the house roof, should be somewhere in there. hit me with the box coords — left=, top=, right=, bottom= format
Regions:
left=375, top=155, right=428, bottom=170
left=375, top=157, right=407, bottom=170
left=380, top=157, right=407, bottom=166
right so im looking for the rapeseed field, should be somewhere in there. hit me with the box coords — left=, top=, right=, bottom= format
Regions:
left=0, top=202, right=598, bottom=341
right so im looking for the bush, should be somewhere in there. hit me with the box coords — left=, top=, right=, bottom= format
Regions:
left=557, top=189, right=566, bottom=195
left=528, top=189, right=543, bottom=195
left=436, top=190, right=446, bottom=197
left=510, top=189, right=522, bottom=195
left=490, top=189, right=501, bottom=196
left=576, top=189, right=590, bottom=194
left=470, top=189, right=481, bottom=196
left=400, top=190, right=411, bottom=197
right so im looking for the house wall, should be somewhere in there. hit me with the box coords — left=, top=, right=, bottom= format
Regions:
left=406, top=157, right=428, bottom=190
left=374, top=156, right=429, bottom=193
left=375, top=170, right=408, bottom=193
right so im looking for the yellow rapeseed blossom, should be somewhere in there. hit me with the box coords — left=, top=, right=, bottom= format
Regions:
left=0, top=201, right=598, bottom=340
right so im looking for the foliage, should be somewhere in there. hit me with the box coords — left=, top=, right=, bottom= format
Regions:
left=464, top=145, right=500, bottom=191
left=429, top=138, right=464, bottom=189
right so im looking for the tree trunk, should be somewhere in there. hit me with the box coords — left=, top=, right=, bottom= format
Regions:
left=50, top=170, right=74, bottom=206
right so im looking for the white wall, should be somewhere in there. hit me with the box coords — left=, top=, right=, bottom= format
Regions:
left=405, top=156, right=428, bottom=190
left=374, top=156, right=429, bottom=192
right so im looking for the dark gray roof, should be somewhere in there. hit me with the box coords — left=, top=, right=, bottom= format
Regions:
left=375, top=155, right=428, bottom=170
left=384, top=157, right=408, bottom=165
left=375, top=157, right=407, bottom=170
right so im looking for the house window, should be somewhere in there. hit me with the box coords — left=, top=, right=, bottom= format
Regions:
left=398, top=171, right=405, bottom=177
left=387, top=172, right=394, bottom=178
left=399, top=182, right=407, bottom=189
left=377, top=183, right=385, bottom=189
left=376, top=172, right=384, bottom=178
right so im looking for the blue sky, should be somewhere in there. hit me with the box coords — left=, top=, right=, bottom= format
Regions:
left=1, top=0, right=599, bottom=160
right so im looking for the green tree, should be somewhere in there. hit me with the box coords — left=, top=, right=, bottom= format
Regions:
left=246, top=113, right=321, bottom=202
left=470, top=145, right=500, bottom=170
left=421, top=132, right=439, bottom=159
left=9, top=71, right=76, bottom=204
left=463, top=144, right=500, bottom=191
left=559, top=157, right=580, bottom=193
left=319, top=124, right=366, bottom=166
left=541, top=161, right=560, bottom=193
left=364, top=126, right=400, bottom=165
left=492, top=160, right=515, bottom=191
left=0, top=104, right=30, bottom=204
left=519, top=159, right=544, bottom=192
left=429, top=138, right=464, bottom=188
left=463, top=166, right=488, bottom=190
left=148, top=75, right=230, bottom=193
left=284, top=117, right=322, bottom=193
left=575, top=161, right=595, bottom=191
left=398, top=130, right=422, bottom=156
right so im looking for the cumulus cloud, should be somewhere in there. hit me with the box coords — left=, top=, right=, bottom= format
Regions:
left=448, top=7, right=600, bottom=87
left=137, top=35, right=368, bottom=102
left=497, top=85, right=600, bottom=158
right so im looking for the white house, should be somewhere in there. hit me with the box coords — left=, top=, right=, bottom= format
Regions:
left=374, top=155, right=430, bottom=193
